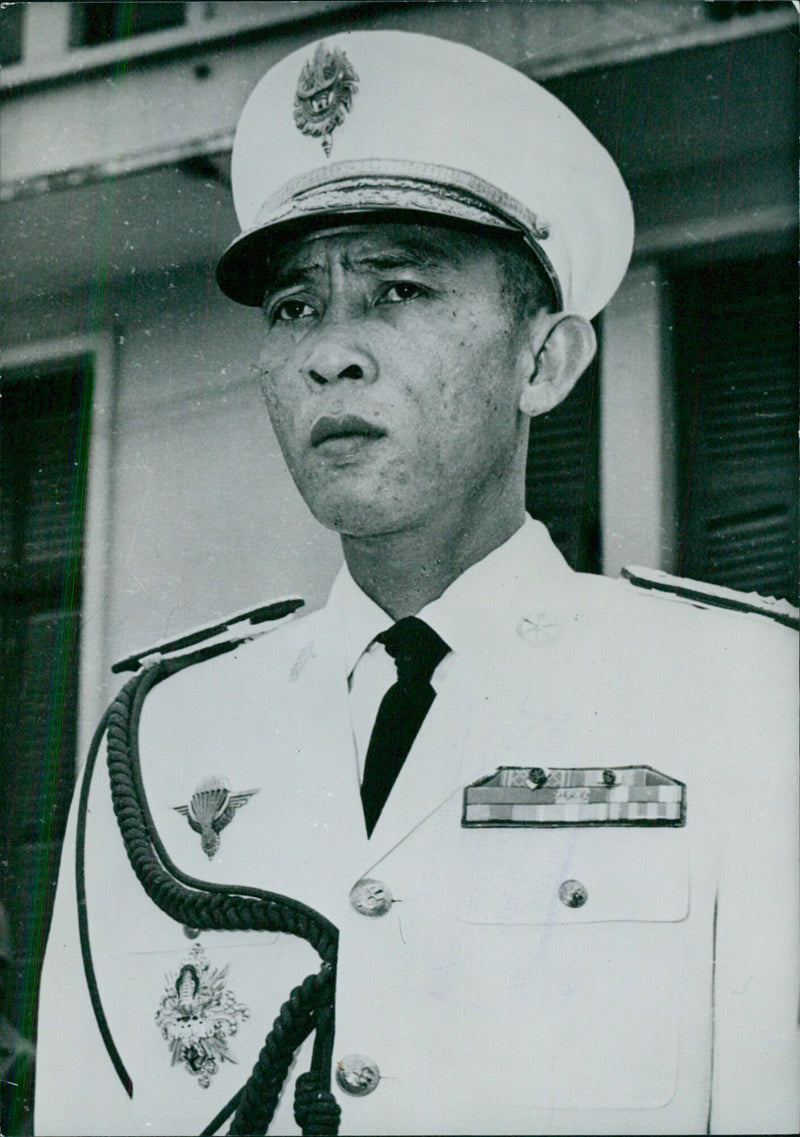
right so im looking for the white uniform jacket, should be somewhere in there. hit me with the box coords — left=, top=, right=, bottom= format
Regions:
left=36, top=521, right=799, bottom=1135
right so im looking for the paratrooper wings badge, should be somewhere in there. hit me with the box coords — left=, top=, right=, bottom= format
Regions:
left=174, top=776, right=259, bottom=859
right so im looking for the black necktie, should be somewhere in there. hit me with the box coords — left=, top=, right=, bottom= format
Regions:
left=360, top=617, right=451, bottom=837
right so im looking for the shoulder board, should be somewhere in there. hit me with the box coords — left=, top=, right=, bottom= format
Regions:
left=621, top=566, right=798, bottom=631
left=111, top=596, right=305, bottom=674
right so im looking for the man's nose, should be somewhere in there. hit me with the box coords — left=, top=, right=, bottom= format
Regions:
left=301, top=332, right=378, bottom=389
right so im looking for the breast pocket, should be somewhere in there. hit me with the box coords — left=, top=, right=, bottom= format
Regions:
left=451, top=825, right=690, bottom=1111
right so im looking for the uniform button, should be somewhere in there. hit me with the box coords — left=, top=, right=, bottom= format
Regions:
left=349, top=878, right=393, bottom=917
left=335, top=1053, right=380, bottom=1096
left=183, top=925, right=201, bottom=939
left=559, top=879, right=588, bottom=908
left=525, top=766, right=548, bottom=789
left=602, top=769, right=616, bottom=786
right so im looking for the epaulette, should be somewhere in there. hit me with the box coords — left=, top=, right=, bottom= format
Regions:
left=621, top=566, right=798, bottom=631
left=111, top=596, right=305, bottom=674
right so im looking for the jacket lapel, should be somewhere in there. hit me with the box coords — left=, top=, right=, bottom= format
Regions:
left=277, top=607, right=376, bottom=887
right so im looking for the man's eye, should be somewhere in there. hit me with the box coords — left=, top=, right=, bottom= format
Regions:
left=272, top=299, right=315, bottom=322
left=379, top=281, right=427, bottom=304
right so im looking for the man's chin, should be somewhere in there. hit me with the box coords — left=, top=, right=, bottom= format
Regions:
left=308, top=497, right=419, bottom=540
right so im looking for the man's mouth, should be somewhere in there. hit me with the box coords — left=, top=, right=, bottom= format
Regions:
left=310, top=415, right=386, bottom=447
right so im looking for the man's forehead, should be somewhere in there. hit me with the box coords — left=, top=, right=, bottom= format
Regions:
left=267, top=219, right=475, bottom=274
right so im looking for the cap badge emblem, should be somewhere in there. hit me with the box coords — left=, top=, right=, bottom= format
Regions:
left=155, top=942, right=249, bottom=1087
left=174, top=776, right=259, bottom=859
left=293, top=42, right=359, bottom=157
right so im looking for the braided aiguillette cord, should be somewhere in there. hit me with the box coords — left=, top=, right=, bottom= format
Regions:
left=102, top=645, right=340, bottom=1135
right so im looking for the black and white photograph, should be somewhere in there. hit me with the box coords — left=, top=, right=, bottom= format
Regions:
left=1, top=2, right=798, bottom=1134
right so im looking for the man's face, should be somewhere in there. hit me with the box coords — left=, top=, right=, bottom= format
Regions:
left=257, top=221, right=533, bottom=538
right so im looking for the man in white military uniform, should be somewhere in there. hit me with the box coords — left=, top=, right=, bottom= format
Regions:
left=36, top=30, right=798, bottom=1137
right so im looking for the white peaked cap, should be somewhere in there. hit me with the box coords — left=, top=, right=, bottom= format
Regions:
left=217, top=30, right=634, bottom=319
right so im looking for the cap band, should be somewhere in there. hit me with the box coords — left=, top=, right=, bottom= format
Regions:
left=216, top=160, right=562, bottom=310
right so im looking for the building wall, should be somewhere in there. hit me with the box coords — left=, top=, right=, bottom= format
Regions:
left=601, top=262, right=677, bottom=579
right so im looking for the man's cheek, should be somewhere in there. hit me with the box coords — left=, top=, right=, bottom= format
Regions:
left=262, top=390, right=299, bottom=464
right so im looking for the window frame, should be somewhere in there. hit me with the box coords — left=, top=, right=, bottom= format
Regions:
left=1, top=331, right=115, bottom=767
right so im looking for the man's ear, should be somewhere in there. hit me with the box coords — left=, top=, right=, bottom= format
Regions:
left=518, top=313, right=597, bottom=418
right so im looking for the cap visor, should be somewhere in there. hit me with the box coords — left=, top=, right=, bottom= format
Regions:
left=215, top=168, right=540, bottom=305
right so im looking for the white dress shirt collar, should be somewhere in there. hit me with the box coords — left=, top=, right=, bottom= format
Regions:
left=327, top=515, right=571, bottom=677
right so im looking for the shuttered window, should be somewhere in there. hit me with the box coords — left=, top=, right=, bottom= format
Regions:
left=671, top=254, right=798, bottom=602
left=0, top=2, right=23, bottom=66
left=69, top=1, right=186, bottom=47
left=526, top=323, right=601, bottom=573
left=0, top=356, right=92, bottom=1127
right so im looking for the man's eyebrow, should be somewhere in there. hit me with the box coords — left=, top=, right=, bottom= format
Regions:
left=345, top=230, right=469, bottom=271
left=264, top=233, right=463, bottom=294
left=343, top=243, right=453, bottom=272
left=264, top=261, right=324, bottom=293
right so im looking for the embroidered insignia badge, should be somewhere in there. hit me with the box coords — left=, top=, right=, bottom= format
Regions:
left=463, top=765, right=686, bottom=827
left=174, top=777, right=259, bottom=859
left=293, top=42, right=359, bottom=157
left=155, top=942, right=248, bottom=1087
